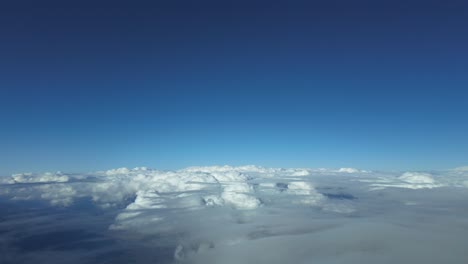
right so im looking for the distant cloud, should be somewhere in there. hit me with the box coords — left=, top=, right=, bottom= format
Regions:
left=1, top=165, right=468, bottom=263
left=399, top=172, right=435, bottom=184
left=367, top=172, right=445, bottom=190
left=453, top=166, right=468, bottom=172
left=9, top=172, right=69, bottom=184
left=337, top=167, right=362, bottom=173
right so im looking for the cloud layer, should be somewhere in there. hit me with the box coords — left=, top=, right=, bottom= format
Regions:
left=1, top=165, right=468, bottom=263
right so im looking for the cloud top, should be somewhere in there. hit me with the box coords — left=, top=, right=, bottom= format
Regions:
left=10, top=172, right=69, bottom=184
left=2, top=165, right=468, bottom=263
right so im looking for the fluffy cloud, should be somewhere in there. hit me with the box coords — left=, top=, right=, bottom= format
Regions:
left=337, top=167, right=361, bottom=173
left=9, top=172, right=69, bottom=184
left=399, top=172, right=435, bottom=184
left=367, top=172, right=445, bottom=190
left=1, top=165, right=468, bottom=264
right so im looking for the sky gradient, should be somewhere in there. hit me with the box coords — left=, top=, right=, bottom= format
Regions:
left=1, top=1, right=468, bottom=174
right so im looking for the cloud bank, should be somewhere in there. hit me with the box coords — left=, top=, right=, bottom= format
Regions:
left=1, top=165, right=468, bottom=264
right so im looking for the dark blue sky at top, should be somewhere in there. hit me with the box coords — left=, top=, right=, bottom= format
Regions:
left=1, top=0, right=467, bottom=174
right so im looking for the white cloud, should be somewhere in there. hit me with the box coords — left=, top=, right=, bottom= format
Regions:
left=287, top=181, right=324, bottom=205
left=337, top=167, right=361, bottom=173
left=10, top=172, right=69, bottom=184
left=453, top=166, right=468, bottom=172
left=399, top=172, right=435, bottom=184
left=104, top=167, right=131, bottom=175
left=368, top=172, right=444, bottom=190
left=2, top=165, right=468, bottom=263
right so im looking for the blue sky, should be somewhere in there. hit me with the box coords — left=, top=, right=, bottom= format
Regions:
left=1, top=1, right=467, bottom=174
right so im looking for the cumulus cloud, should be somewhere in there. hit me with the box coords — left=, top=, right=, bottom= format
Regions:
left=337, top=167, right=361, bottom=173
left=9, top=172, right=69, bottom=184
left=367, top=172, right=445, bottom=190
left=399, top=172, right=435, bottom=183
left=1, top=165, right=468, bottom=264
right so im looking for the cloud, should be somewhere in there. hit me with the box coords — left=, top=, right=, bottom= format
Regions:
left=337, top=167, right=361, bottom=173
left=2, top=165, right=468, bottom=263
left=181, top=220, right=468, bottom=264
left=399, top=172, right=435, bottom=184
left=9, top=172, right=69, bottom=184
left=367, top=172, right=444, bottom=190
left=453, top=166, right=468, bottom=172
